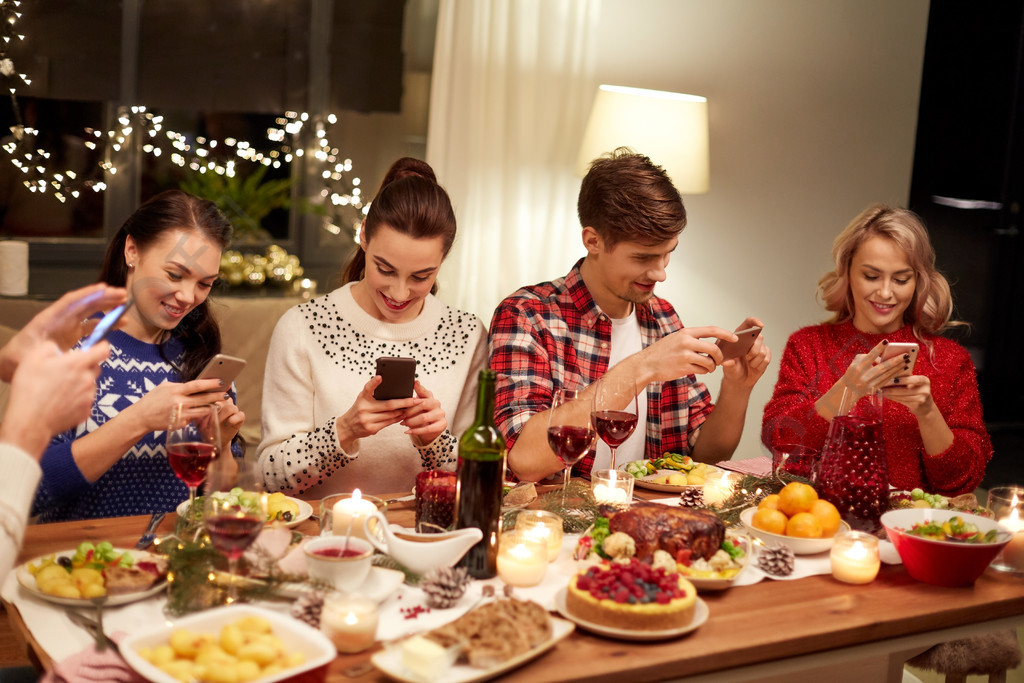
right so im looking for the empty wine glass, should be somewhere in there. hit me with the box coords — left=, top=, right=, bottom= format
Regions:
left=591, top=375, right=639, bottom=471
left=546, top=388, right=597, bottom=504
left=203, top=458, right=267, bottom=602
left=166, top=403, right=220, bottom=523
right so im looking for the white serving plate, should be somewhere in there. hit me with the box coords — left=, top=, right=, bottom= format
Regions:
left=617, top=461, right=735, bottom=494
left=677, top=533, right=753, bottom=591
left=371, top=615, right=575, bottom=683
left=554, top=588, right=708, bottom=641
left=17, top=548, right=167, bottom=607
left=739, top=506, right=849, bottom=555
left=176, top=495, right=312, bottom=528
left=120, top=604, right=335, bottom=683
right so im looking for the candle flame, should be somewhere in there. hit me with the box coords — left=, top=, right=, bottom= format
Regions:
left=344, top=611, right=359, bottom=626
left=510, top=543, right=533, bottom=560
left=352, top=488, right=363, bottom=503
left=848, top=541, right=867, bottom=560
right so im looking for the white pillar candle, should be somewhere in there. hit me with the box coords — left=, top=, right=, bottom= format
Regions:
left=0, top=240, right=28, bottom=296
left=830, top=531, right=880, bottom=584
left=497, top=531, right=547, bottom=587
left=702, top=473, right=735, bottom=506
left=996, top=508, right=1024, bottom=571
left=320, top=594, right=378, bottom=653
left=514, top=510, right=563, bottom=562
left=331, top=489, right=379, bottom=540
left=987, top=487, right=1024, bottom=573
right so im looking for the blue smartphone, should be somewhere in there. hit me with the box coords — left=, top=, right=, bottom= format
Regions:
left=79, top=300, right=133, bottom=349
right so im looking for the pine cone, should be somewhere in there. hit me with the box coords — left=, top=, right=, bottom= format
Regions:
left=290, top=592, right=325, bottom=628
left=679, top=486, right=705, bottom=508
left=757, top=544, right=795, bottom=577
left=421, top=566, right=472, bottom=608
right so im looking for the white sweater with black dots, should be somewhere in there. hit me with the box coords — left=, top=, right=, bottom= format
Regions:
left=256, top=283, right=488, bottom=497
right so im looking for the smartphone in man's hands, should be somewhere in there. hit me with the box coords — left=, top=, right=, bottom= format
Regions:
left=373, top=356, right=417, bottom=400
left=197, top=353, right=247, bottom=387
left=79, top=300, right=134, bottom=349
left=716, top=326, right=762, bottom=361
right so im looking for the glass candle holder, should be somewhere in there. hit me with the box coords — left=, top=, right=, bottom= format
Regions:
left=830, top=531, right=880, bottom=584
left=987, top=486, right=1024, bottom=573
left=496, top=531, right=547, bottom=587
left=591, top=468, right=634, bottom=506
left=320, top=489, right=387, bottom=539
left=514, top=510, right=563, bottom=562
left=771, top=443, right=819, bottom=480
left=414, top=470, right=457, bottom=533
left=320, top=594, right=379, bottom=653
left=702, top=471, right=737, bottom=507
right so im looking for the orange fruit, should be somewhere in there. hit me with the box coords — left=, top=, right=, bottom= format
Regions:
left=777, top=482, right=818, bottom=517
left=809, top=499, right=842, bottom=537
left=786, top=511, right=824, bottom=538
left=751, top=507, right=788, bottom=536
left=758, top=494, right=781, bottom=511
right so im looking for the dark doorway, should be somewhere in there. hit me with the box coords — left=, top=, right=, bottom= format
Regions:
left=909, top=0, right=1024, bottom=488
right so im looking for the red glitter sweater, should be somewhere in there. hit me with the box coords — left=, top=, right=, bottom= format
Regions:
left=761, top=321, right=992, bottom=496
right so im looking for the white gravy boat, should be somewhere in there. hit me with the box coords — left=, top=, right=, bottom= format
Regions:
left=362, top=511, right=482, bottom=575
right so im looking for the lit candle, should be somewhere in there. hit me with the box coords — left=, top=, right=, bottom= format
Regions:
left=331, top=489, right=379, bottom=540
left=320, top=594, right=378, bottom=653
left=496, top=531, right=547, bottom=587
left=591, top=468, right=634, bottom=506
left=703, top=472, right=735, bottom=506
left=515, top=510, right=563, bottom=562
left=987, top=487, right=1024, bottom=573
left=830, top=531, right=880, bottom=584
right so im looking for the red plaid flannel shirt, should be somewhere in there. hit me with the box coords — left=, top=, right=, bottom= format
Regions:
left=487, top=259, right=714, bottom=478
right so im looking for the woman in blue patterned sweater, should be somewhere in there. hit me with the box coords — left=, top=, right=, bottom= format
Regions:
left=33, top=190, right=245, bottom=521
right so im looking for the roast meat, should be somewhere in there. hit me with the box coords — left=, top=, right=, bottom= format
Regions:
left=607, top=503, right=725, bottom=561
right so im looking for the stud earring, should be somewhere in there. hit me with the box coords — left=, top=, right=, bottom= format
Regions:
left=127, top=262, right=134, bottom=269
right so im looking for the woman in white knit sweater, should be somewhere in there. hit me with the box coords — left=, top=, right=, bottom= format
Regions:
left=257, top=158, right=487, bottom=496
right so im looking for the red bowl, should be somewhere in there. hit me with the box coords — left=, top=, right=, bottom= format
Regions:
left=881, top=508, right=1012, bottom=587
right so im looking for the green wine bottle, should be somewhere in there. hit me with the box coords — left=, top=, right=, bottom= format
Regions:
left=455, top=369, right=506, bottom=578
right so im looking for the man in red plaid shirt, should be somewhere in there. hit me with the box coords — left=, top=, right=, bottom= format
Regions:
left=488, top=149, right=771, bottom=482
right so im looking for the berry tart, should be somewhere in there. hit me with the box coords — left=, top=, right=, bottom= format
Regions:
left=565, top=558, right=697, bottom=631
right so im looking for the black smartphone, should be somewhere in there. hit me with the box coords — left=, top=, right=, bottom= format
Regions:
left=716, top=325, right=762, bottom=361
left=197, top=353, right=248, bottom=386
left=79, top=300, right=134, bottom=349
left=373, top=356, right=417, bottom=400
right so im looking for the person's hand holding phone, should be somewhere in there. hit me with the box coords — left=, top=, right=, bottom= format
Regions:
left=335, top=376, right=423, bottom=453
left=640, top=325, right=733, bottom=381
left=399, top=381, right=448, bottom=446
left=719, top=317, right=771, bottom=388
left=124, top=378, right=228, bottom=434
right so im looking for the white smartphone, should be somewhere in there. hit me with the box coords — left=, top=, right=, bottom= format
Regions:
left=878, top=342, right=919, bottom=384
left=197, top=353, right=247, bottom=387
left=79, top=300, right=134, bottom=349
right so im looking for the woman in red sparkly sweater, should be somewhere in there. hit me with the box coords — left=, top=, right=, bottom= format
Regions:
left=762, top=205, right=992, bottom=496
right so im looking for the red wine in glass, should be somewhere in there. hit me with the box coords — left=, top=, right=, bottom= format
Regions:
left=547, top=389, right=596, bottom=503
left=206, top=514, right=264, bottom=561
left=548, top=425, right=597, bottom=465
left=167, top=442, right=216, bottom=487
left=591, top=410, right=639, bottom=448
left=592, top=376, right=639, bottom=470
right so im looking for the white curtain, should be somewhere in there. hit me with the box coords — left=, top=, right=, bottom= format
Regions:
left=427, top=0, right=602, bottom=325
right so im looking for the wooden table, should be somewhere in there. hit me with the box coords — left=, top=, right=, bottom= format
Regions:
left=4, top=497, right=1024, bottom=682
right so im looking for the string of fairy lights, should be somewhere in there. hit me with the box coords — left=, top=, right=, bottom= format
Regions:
left=0, top=0, right=365, bottom=236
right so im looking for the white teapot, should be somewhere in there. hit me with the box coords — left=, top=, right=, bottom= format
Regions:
left=362, top=511, right=482, bottom=575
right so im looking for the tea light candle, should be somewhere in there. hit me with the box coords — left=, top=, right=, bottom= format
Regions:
left=496, top=531, right=547, bottom=587
left=830, top=531, right=880, bottom=584
left=321, top=594, right=378, bottom=653
left=591, top=468, right=634, bottom=506
left=515, top=510, right=563, bottom=562
left=988, top=487, right=1024, bottom=572
left=332, top=489, right=378, bottom=540
left=997, top=507, right=1024, bottom=571
left=703, top=472, right=735, bottom=506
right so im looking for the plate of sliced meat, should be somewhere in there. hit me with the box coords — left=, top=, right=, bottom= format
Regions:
left=17, top=547, right=168, bottom=607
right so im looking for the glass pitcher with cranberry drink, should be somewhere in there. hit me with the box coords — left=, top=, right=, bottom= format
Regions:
left=814, top=387, right=889, bottom=534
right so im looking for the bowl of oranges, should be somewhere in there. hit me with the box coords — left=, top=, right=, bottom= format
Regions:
left=740, top=482, right=849, bottom=555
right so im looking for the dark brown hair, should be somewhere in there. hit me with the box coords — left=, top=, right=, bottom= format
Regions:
left=577, top=147, right=686, bottom=248
left=340, top=157, right=456, bottom=294
left=98, top=189, right=232, bottom=381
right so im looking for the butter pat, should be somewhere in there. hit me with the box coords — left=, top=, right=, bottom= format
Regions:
left=401, top=635, right=457, bottom=679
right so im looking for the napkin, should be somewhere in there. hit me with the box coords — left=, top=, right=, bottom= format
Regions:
left=41, top=632, right=144, bottom=683
left=717, top=455, right=773, bottom=478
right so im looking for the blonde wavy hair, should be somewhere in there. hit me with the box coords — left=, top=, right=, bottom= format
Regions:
left=817, top=204, right=965, bottom=346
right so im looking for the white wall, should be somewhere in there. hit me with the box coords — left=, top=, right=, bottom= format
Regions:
left=582, top=0, right=930, bottom=459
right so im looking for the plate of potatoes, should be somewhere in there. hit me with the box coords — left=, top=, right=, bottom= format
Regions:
left=16, top=548, right=167, bottom=606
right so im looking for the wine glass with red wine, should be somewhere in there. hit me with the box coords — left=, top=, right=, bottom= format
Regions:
left=591, top=376, right=638, bottom=471
left=166, top=403, right=220, bottom=523
left=546, top=388, right=597, bottom=504
left=203, top=459, right=267, bottom=601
